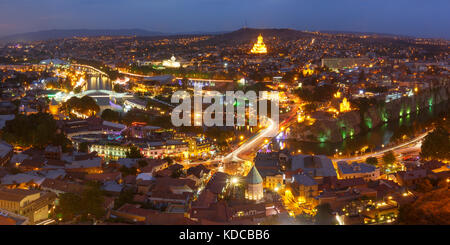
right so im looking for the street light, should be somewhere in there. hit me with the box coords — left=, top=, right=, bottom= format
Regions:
left=231, top=177, right=239, bottom=185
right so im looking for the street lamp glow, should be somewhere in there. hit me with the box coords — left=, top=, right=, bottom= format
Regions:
left=231, top=177, right=239, bottom=185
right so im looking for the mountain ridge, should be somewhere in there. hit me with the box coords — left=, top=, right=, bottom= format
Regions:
left=0, top=29, right=165, bottom=42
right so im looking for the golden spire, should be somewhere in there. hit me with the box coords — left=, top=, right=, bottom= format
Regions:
left=251, top=34, right=267, bottom=54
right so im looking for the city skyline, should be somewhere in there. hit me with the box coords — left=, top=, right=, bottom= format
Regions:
left=0, top=0, right=448, bottom=229
left=0, top=0, right=449, bottom=39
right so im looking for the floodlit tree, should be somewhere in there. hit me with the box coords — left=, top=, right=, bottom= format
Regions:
left=420, top=127, right=450, bottom=161
left=101, top=109, right=121, bottom=122
left=1, top=113, right=71, bottom=151
left=314, top=203, right=337, bottom=225
left=382, top=151, right=396, bottom=166
left=366, top=157, right=378, bottom=166
left=126, top=146, right=143, bottom=159
left=78, top=142, right=89, bottom=153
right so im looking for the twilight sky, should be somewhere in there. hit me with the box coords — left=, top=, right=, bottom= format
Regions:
left=0, top=0, right=449, bottom=38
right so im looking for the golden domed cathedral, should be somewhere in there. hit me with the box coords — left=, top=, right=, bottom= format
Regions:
left=250, top=34, right=267, bottom=54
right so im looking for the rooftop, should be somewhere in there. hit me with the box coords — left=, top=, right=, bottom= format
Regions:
left=291, top=154, right=337, bottom=177
left=245, top=166, right=263, bottom=185
left=337, top=161, right=377, bottom=174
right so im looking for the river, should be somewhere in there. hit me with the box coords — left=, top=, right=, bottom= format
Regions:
left=276, top=101, right=449, bottom=156
left=86, top=74, right=112, bottom=91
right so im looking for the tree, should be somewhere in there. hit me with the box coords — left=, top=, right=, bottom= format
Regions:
left=113, top=84, right=125, bottom=93
left=80, top=182, right=105, bottom=220
left=79, top=95, right=100, bottom=116
left=1, top=113, right=70, bottom=149
left=398, top=188, right=450, bottom=225
left=61, top=96, right=99, bottom=118
left=114, top=188, right=135, bottom=209
left=358, top=70, right=366, bottom=82
left=416, top=178, right=433, bottom=193
left=101, top=109, right=121, bottom=122
left=437, top=179, right=448, bottom=189
left=314, top=203, right=337, bottom=225
left=366, top=157, right=378, bottom=166
left=78, top=142, right=89, bottom=153
left=382, top=151, right=396, bottom=166
left=126, top=146, right=143, bottom=159
left=171, top=168, right=184, bottom=178
left=119, top=166, right=137, bottom=177
left=163, top=157, right=174, bottom=165
left=137, top=159, right=148, bottom=168
left=57, top=193, right=82, bottom=221
left=56, top=182, right=105, bottom=222
left=303, top=103, right=318, bottom=114
left=295, top=84, right=337, bottom=103
left=420, top=127, right=450, bottom=161
left=73, top=86, right=82, bottom=94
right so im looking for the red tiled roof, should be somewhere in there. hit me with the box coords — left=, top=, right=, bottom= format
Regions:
left=117, top=204, right=158, bottom=218
left=20, top=158, right=44, bottom=168
left=192, top=189, right=216, bottom=208
left=85, top=172, right=121, bottom=182
left=46, top=159, right=67, bottom=167
left=154, top=177, right=196, bottom=190
left=133, top=194, right=147, bottom=203
left=0, top=216, right=16, bottom=225
left=41, top=179, right=85, bottom=194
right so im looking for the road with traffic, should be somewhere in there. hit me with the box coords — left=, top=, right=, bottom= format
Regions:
left=331, top=130, right=431, bottom=163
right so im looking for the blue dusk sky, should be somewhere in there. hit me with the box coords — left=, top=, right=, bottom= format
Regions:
left=0, top=0, right=449, bottom=38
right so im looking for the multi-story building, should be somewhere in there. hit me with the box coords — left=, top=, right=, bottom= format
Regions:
left=337, top=161, right=380, bottom=181
left=89, top=140, right=189, bottom=160
left=44, top=145, right=62, bottom=160
left=187, top=137, right=212, bottom=158
left=289, top=173, right=319, bottom=205
left=291, top=154, right=337, bottom=185
left=0, top=140, right=13, bottom=166
left=0, top=188, right=56, bottom=224
left=89, top=142, right=128, bottom=160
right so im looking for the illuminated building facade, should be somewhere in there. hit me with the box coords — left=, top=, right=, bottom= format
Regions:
left=187, top=137, right=212, bottom=158
left=49, top=98, right=60, bottom=116
left=162, top=55, right=181, bottom=68
left=89, top=140, right=189, bottom=160
left=264, top=174, right=284, bottom=190
left=250, top=34, right=268, bottom=54
left=339, top=98, right=351, bottom=112
left=0, top=189, right=56, bottom=224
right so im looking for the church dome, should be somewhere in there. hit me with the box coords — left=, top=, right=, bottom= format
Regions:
left=245, top=165, right=263, bottom=185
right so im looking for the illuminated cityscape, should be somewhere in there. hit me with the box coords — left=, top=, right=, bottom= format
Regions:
left=0, top=0, right=449, bottom=230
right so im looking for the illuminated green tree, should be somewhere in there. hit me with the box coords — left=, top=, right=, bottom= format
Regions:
left=366, top=157, right=378, bottom=166
left=420, top=127, right=450, bottom=160
left=126, top=146, right=142, bottom=159
left=382, top=151, right=396, bottom=166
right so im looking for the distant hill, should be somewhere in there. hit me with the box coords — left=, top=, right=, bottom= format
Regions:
left=0, top=27, right=419, bottom=44
left=203, top=28, right=316, bottom=44
left=319, top=30, right=410, bottom=39
left=0, top=29, right=166, bottom=43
